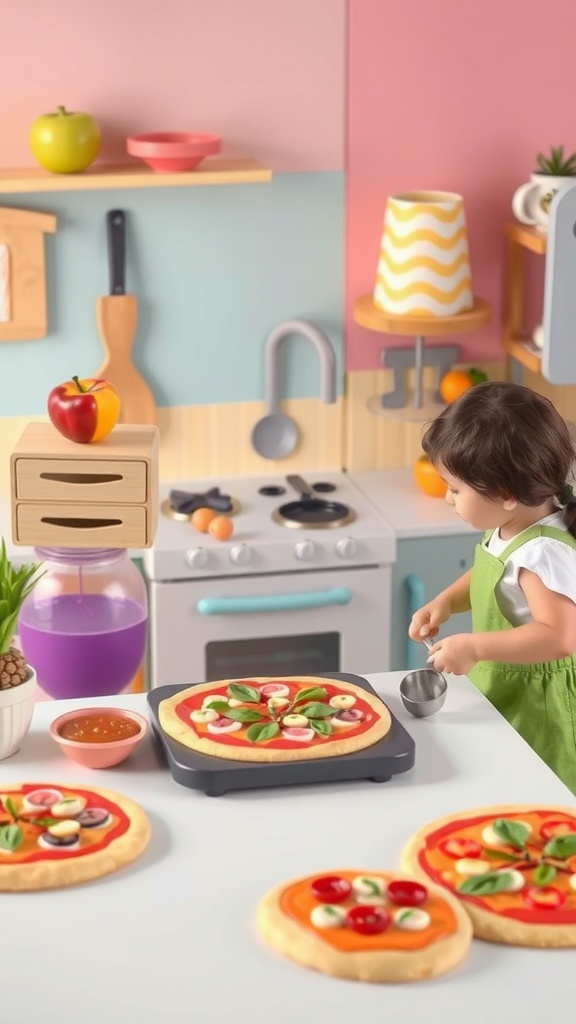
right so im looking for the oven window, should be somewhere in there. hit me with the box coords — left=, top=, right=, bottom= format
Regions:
left=206, top=632, right=340, bottom=681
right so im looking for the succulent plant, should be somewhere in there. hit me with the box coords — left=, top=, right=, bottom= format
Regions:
left=0, top=540, right=43, bottom=689
left=535, top=145, right=576, bottom=177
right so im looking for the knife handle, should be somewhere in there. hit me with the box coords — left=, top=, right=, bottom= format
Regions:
left=106, top=209, right=126, bottom=295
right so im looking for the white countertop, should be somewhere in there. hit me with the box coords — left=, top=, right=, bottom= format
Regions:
left=2, top=672, right=575, bottom=1024
left=349, top=468, right=479, bottom=538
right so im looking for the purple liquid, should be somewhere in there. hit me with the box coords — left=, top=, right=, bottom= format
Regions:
left=18, top=594, right=147, bottom=700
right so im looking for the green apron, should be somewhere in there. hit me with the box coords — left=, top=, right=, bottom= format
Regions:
left=469, top=525, right=576, bottom=794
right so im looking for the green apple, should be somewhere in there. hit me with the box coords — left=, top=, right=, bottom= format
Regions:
left=29, top=105, right=100, bottom=173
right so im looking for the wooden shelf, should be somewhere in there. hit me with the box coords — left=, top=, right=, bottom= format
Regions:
left=353, top=295, right=492, bottom=336
left=504, top=221, right=547, bottom=255
left=0, top=157, right=273, bottom=194
left=502, top=336, right=542, bottom=373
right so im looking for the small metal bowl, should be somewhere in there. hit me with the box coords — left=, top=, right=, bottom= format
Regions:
left=399, top=669, right=447, bottom=718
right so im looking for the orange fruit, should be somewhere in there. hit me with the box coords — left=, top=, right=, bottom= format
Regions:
left=439, top=370, right=474, bottom=404
left=413, top=456, right=447, bottom=498
left=191, top=507, right=217, bottom=533
left=208, top=515, right=234, bottom=541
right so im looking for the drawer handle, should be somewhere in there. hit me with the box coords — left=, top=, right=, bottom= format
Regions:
left=198, top=587, right=352, bottom=615
left=41, top=517, right=123, bottom=529
left=39, top=472, right=124, bottom=484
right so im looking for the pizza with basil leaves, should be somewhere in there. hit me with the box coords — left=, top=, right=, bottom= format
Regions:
left=158, top=676, right=391, bottom=762
left=402, top=804, right=576, bottom=946
left=0, top=783, right=150, bottom=891
left=257, top=868, right=472, bottom=982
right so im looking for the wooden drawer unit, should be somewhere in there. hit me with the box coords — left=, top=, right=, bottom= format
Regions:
left=10, top=422, right=159, bottom=549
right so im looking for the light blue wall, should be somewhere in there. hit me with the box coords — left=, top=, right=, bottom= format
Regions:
left=0, top=172, right=344, bottom=416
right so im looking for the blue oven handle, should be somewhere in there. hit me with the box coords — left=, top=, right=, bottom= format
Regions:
left=197, top=587, right=352, bottom=616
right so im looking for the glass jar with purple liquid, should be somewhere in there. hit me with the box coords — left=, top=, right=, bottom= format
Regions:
left=18, top=548, right=148, bottom=699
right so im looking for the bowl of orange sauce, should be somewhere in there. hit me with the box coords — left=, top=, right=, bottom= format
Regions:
left=49, top=707, right=148, bottom=768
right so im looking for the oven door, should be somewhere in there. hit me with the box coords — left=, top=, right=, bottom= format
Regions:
left=147, top=566, right=391, bottom=687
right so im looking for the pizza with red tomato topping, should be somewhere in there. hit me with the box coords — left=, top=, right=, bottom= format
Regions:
left=0, top=784, right=150, bottom=891
left=158, top=676, right=391, bottom=763
left=257, top=869, right=472, bottom=982
left=402, top=804, right=576, bottom=946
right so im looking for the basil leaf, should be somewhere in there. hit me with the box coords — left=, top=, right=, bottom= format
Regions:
left=533, top=864, right=557, bottom=887
left=294, top=687, right=328, bottom=703
left=543, top=833, right=576, bottom=859
left=0, top=824, right=24, bottom=852
left=222, top=707, right=265, bottom=723
left=206, top=701, right=231, bottom=714
left=5, top=797, right=19, bottom=820
left=481, top=847, right=521, bottom=862
left=30, top=816, right=62, bottom=828
left=299, top=702, right=335, bottom=719
left=310, top=719, right=333, bottom=737
left=246, top=721, right=280, bottom=743
left=227, top=683, right=261, bottom=703
left=492, top=819, right=530, bottom=850
left=458, top=871, right=514, bottom=896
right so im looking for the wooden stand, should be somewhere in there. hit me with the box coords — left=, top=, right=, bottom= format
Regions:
left=10, top=423, right=159, bottom=549
left=502, top=222, right=547, bottom=376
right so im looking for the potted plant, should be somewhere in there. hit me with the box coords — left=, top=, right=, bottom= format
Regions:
left=513, top=145, right=576, bottom=229
left=0, top=540, right=44, bottom=759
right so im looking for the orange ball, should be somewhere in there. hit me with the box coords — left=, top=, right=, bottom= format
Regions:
left=191, top=507, right=217, bottom=533
left=439, top=370, right=473, bottom=404
left=208, top=515, right=234, bottom=541
left=413, top=456, right=447, bottom=498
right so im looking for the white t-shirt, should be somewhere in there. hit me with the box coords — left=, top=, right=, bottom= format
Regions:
left=483, top=512, right=576, bottom=624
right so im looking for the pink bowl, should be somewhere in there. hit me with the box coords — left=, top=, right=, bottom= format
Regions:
left=49, top=707, right=148, bottom=769
left=126, top=132, right=222, bottom=172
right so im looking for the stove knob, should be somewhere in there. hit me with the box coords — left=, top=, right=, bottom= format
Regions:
left=335, top=537, right=357, bottom=559
left=295, top=540, right=316, bottom=561
left=185, top=547, right=209, bottom=570
left=229, top=544, right=252, bottom=566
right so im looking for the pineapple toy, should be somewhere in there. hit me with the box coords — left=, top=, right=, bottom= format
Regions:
left=0, top=540, right=43, bottom=690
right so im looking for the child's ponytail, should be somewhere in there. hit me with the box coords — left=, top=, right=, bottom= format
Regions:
left=559, top=484, right=576, bottom=538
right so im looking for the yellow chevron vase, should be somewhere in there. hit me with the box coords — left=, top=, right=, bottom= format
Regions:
left=373, top=191, right=474, bottom=317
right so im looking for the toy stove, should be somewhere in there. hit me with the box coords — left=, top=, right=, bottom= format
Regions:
left=141, top=472, right=396, bottom=688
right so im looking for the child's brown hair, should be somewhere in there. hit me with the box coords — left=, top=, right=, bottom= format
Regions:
left=422, top=381, right=576, bottom=536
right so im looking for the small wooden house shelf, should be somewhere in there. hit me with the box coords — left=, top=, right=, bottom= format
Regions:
left=0, top=158, right=272, bottom=194
left=502, top=221, right=547, bottom=375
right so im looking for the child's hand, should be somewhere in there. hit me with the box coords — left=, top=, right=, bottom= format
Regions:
left=409, top=598, right=451, bottom=643
left=426, top=633, right=478, bottom=675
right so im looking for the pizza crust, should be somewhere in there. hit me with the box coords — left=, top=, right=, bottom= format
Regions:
left=159, top=677, right=392, bottom=763
left=256, top=870, right=473, bottom=983
left=0, top=784, right=151, bottom=892
left=402, top=804, right=576, bottom=948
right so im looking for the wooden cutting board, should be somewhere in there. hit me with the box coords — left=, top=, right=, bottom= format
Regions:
left=96, top=210, right=157, bottom=425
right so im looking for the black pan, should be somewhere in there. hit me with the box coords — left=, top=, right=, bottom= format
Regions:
left=272, top=475, right=356, bottom=529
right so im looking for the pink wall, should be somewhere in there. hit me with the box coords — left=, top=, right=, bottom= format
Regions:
left=346, top=0, right=576, bottom=369
left=1, top=0, right=345, bottom=172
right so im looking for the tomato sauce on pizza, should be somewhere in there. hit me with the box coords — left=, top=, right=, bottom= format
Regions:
left=280, top=871, right=458, bottom=952
left=173, top=678, right=386, bottom=750
left=0, top=784, right=130, bottom=864
left=417, top=809, right=576, bottom=925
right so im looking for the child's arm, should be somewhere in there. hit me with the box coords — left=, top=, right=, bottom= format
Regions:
left=408, top=569, right=472, bottom=641
left=427, top=568, right=576, bottom=674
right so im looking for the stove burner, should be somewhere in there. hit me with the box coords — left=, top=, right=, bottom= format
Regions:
left=272, top=498, right=356, bottom=529
left=258, top=485, right=286, bottom=497
left=312, top=482, right=336, bottom=493
left=162, top=488, right=241, bottom=520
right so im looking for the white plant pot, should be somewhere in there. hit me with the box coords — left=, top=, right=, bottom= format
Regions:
left=0, top=666, right=36, bottom=760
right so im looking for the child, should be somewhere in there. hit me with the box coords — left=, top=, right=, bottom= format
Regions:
left=409, top=381, right=576, bottom=793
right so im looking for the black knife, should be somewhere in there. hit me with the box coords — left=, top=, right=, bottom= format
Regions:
left=106, top=209, right=126, bottom=296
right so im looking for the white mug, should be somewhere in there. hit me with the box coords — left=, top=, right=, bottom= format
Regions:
left=512, top=173, right=572, bottom=230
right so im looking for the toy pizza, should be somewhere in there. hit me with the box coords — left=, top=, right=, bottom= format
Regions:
left=158, top=676, right=391, bottom=763
left=257, top=869, right=472, bottom=982
left=0, top=783, right=151, bottom=892
left=402, top=804, right=576, bottom=947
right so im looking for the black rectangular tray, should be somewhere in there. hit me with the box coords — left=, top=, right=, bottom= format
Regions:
left=147, top=673, right=415, bottom=796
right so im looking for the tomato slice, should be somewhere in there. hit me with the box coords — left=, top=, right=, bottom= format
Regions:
left=523, top=886, right=566, bottom=910
left=440, top=838, right=483, bottom=860
left=539, top=819, right=576, bottom=841
left=346, top=905, right=391, bottom=935
left=310, top=875, right=352, bottom=904
left=387, top=880, right=428, bottom=906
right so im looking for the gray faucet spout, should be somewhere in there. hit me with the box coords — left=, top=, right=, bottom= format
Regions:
left=265, top=319, right=337, bottom=414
